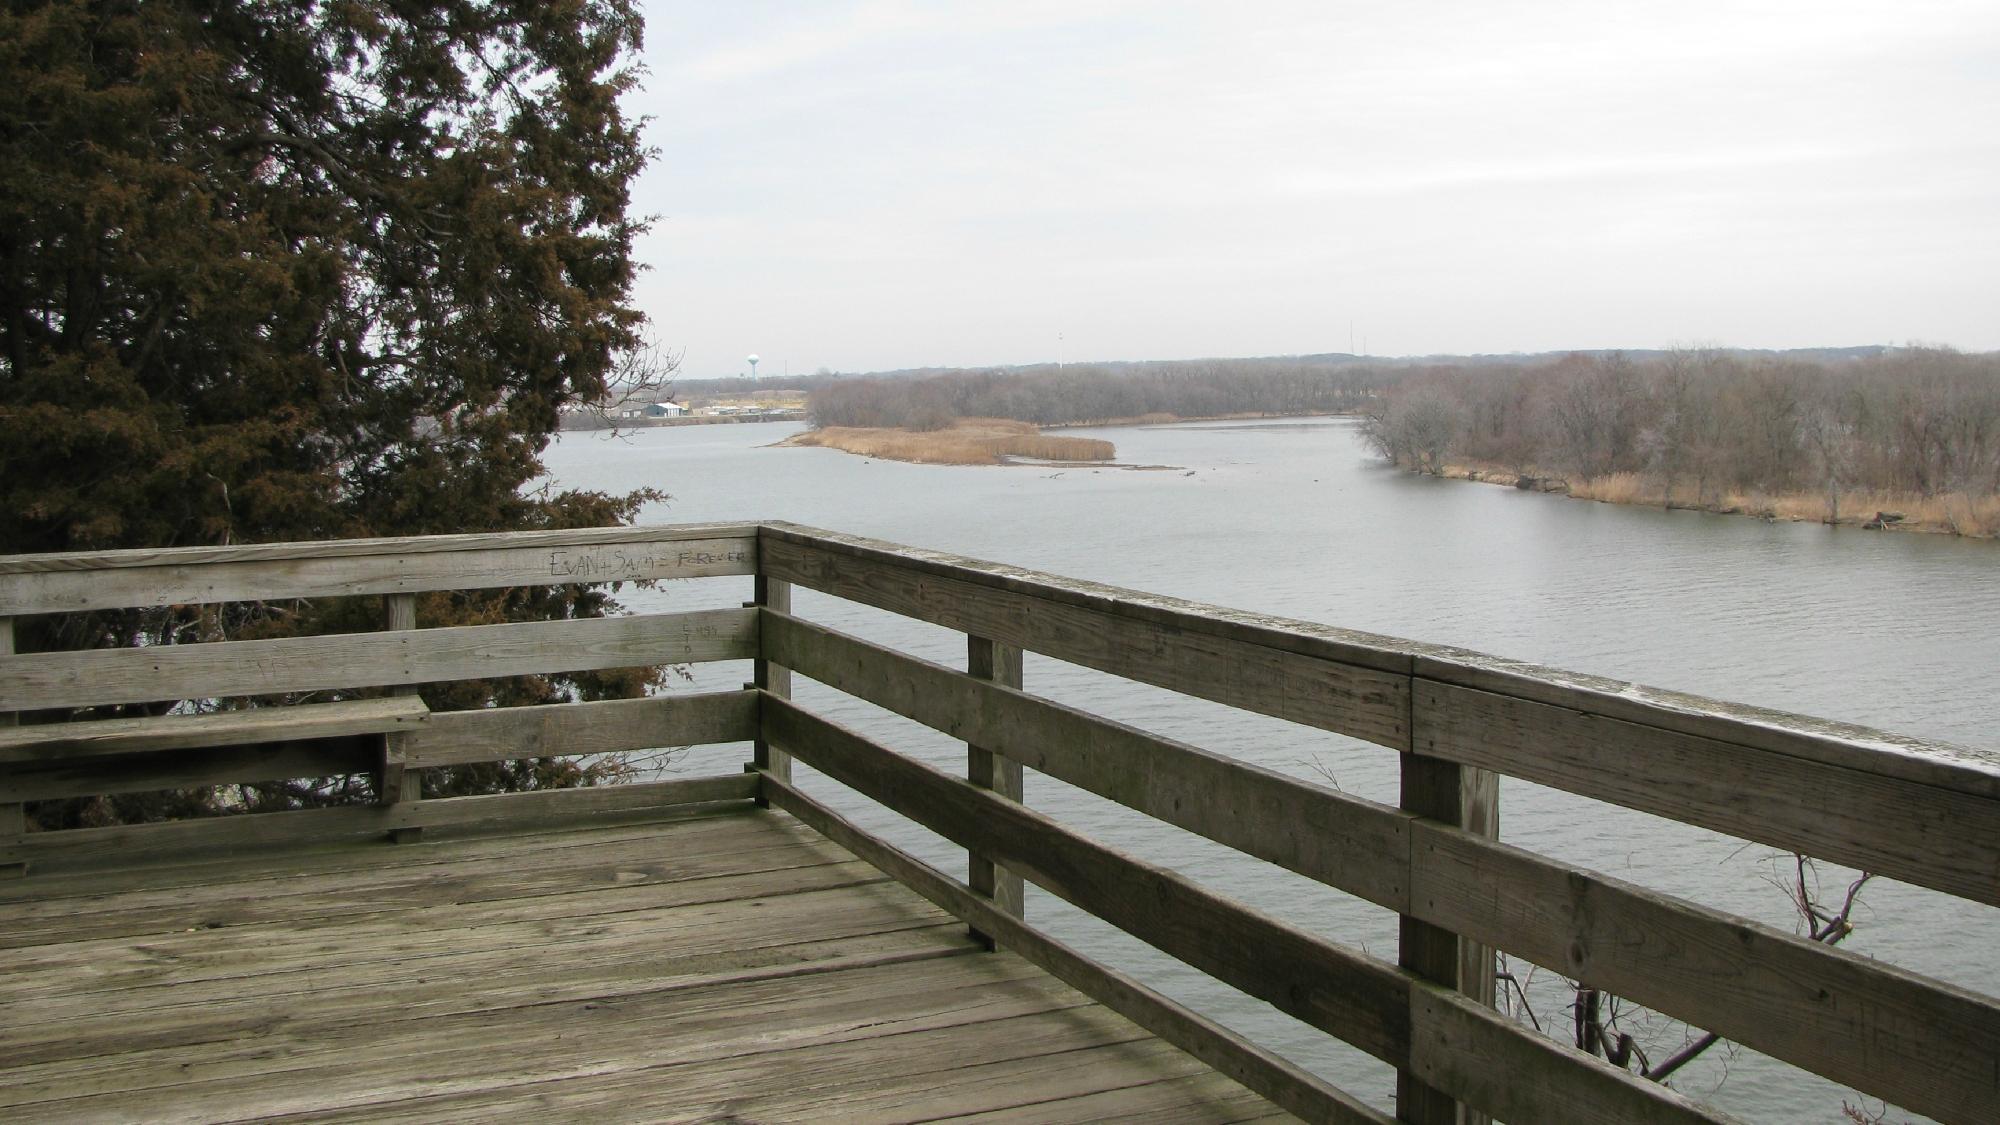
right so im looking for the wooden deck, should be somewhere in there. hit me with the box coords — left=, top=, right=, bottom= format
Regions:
left=0, top=803, right=1294, bottom=1124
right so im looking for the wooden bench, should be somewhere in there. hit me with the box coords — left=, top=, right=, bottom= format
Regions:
left=0, top=696, right=430, bottom=874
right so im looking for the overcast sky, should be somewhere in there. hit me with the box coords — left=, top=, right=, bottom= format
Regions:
left=628, top=2, right=2000, bottom=378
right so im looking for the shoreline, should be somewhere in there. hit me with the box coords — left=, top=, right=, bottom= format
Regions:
left=1432, top=461, right=1999, bottom=539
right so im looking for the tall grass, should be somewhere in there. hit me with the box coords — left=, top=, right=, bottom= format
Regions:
left=1568, top=473, right=1652, bottom=505
left=1448, top=461, right=1999, bottom=537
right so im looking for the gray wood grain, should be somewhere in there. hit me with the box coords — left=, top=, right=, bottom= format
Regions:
left=1415, top=680, right=2000, bottom=907
left=760, top=611, right=1411, bottom=911
left=0, top=697, right=428, bottom=763
left=404, top=691, right=758, bottom=768
left=1397, top=753, right=1500, bottom=1125
left=0, top=608, right=756, bottom=711
left=760, top=700, right=1735, bottom=1125
left=0, top=522, right=758, bottom=575
left=965, top=631, right=1025, bottom=944
left=760, top=772, right=1388, bottom=1125
left=758, top=695, right=1414, bottom=1065
left=759, top=533, right=1412, bottom=750
left=1410, top=820, right=2000, bottom=1125
left=4, top=774, right=756, bottom=874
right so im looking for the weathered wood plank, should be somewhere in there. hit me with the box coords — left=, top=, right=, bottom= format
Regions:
left=1414, top=680, right=2000, bottom=907
left=254, top=1006, right=1173, bottom=1124
left=380, top=594, right=422, bottom=838
left=0, top=522, right=759, bottom=572
left=966, top=632, right=1025, bottom=946
left=1415, top=651, right=2000, bottom=802
left=0, top=803, right=770, bottom=903
left=759, top=697, right=1414, bottom=1064
left=1396, top=753, right=1500, bottom=1125
left=7, top=923, right=974, bottom=1077
left=750, top=573, right=793, bottom=792
left=683, top=1034, right=1206, bottom=1125
left=1409, top=820, right=2000, bottom=1125
left=942, top=1074, right=1296, bottom=1125
left=0, top=535, right=756, bottom=616
left=761, top=773, right=1390, bottom=1125
left=4, top=897, right=969, bottom=1066
left=1406, top=985, right=1740, bottom=1125
left=2, top=923, right=1021, bottom=1115
left=759, top=522, right=1417, bottom=674
left=0, top=821, right=851, bottom=949
left=0, top=608, right=756, bottom=711
left=761, top=611, right=1411, bottom=911
left=758, top=532, right=1412, bottom=749
left=403, top=691, right=757, bottom=768
left=0, top=696, right=428, bottom=763
left=2, top=736, right=381, bottom=803
left=0, top=865, right=900, bottom=1000
left=305, top=1015, right=1150, bottom=1124
left=2, top=774, right=756, bottom=874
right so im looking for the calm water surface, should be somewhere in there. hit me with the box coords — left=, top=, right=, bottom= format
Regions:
left=545, top=418, right=1999, bottom=1122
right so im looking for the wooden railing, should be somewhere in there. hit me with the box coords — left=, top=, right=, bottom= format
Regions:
left=1, top=522, right=1995, bottom=1124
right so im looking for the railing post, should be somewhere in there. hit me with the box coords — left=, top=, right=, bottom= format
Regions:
left=965, top=634, right=1024, bottom=949
left=750, top=575, right=793, bottom=804
left=1, top=616, right=22, bottom=877
left=382, top=594, right=423, bottom=843
left=1397, top=753, right=1499, bottom=1125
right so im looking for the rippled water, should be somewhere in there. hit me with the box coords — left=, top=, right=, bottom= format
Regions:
left=545, top=417, right=1999, bottom=1121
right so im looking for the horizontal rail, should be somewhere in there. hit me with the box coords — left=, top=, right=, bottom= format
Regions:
left=755, top=772, right=1390, bottom=1125
left=759, top=697, right=1729, bottom=1124
left=0, top=693, right=755, bottom=805
left=0, top=609, right=756, bottom=712
left=766, top=612, right=2000, bottom=1123
left=1415, top=651, right=2000, bottom=800
left=0, top=774, right=758, bottom=875
left=0, top=697, right=427, bottom=763
left=760, top=696, right=1408, bottom=1058
left=0, top=522, right=758, bottom=575
left=762, top=524, right=2000, bottom=903
left=1409, top=822, right=2000, bottom=1124
left=2, top=737, right=379, bottom=804
left=758, top=529, right=1412, bottom=749
left=1415, top=680, right=2000, bottom=907
left=762, top=609, right=1412, bottom=909
left=0, top=534, right=756, bottom=616
left=405, top=691, right=758, bottom=768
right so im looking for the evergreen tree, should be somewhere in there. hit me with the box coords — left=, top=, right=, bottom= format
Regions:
left=0, top=0, right=667, bottom=825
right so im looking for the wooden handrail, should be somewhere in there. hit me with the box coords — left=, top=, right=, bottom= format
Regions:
left=757, top=609, right=2000, bottom=1122
left=0, top=526, right=758, bottom=615
left=753, top=522, right=2000, bottom=1124
left=758, top=524, right=2000, bottom=905
left=758, top=698, right=1733, bottom=1125
left=0, top=522, right=1993, bottom=1121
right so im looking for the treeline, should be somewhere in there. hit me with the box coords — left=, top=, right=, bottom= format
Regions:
left=807, top=357, right=1382, bottom=430
left=1364, top=347, right=2000, bottom=519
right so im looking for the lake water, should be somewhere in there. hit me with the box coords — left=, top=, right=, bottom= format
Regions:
left=544, top=417, right=1999, bottom=1122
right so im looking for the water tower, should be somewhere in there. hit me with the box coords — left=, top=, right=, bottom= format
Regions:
left=747, top=354, right=760, bottom=380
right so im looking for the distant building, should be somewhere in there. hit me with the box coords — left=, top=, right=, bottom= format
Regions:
left=643, top=402, right=685, bottom=418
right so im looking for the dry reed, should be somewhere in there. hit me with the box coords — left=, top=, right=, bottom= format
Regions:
left=786, top=420, right=1116, bottom=465
left=1442, top=461, right=1997, bottom=538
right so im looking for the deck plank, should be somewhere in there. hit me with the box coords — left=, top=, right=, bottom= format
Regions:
left=0, top=825, right=855, bottom=948
left=0, top=803, right=1297, bottom=1123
